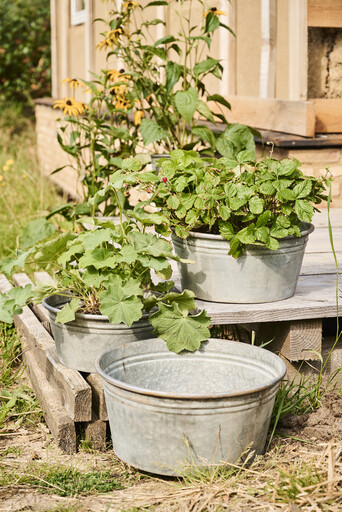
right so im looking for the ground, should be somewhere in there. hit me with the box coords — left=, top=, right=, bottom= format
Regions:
left=0, top=389, right=341, bottom=512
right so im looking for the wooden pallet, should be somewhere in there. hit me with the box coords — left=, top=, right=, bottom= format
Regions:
left=0, top=272, right=108, bottom=454
left=1, top=210, right=341, bottom=451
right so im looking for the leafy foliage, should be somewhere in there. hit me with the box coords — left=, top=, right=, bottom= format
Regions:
left=96, top=0, right=246, bottom=154
left=132, top=149, right=331, bottom=258
left=0, top=0, right=51, bottom=107
left=0, top=199, right=211, bottom=352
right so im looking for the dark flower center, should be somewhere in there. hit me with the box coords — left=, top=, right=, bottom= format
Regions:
left=66, top=100, right=72, bottom=105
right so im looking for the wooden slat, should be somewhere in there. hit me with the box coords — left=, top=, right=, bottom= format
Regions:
left=288, top=0, right=308, bottom=101
left=217, top=95, right=315, bottom=137
left=21, top=335, right=76, bottom=454
left=313, top=99, right=342, bottom=133
left=259, top=0, right=277, bottom=99
left=258, top=319, right=322, bottom=361
left=308, top=0, right=342, bottom=28
left=1, top=274, right=92, bottom=422
left=85, top=373, right=108, bottom=421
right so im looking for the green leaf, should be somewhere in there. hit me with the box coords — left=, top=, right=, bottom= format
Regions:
left=55, top=298, right=81, bottom=324
left=34, top=233, right=76, bottom=266
left=79, top=248, right=117, bottom=269
left=154, top=35, right=177, bottom=46
left=149, top=303, right=210, bottom=353
left=270, top=227, right=288, bottom=239
left=265, top=236, right=279, bottom=250
left=174, top=88, right=198, bottom=124
left=166, top=62, right=183, bottom=93
left=167, top=195, right=180, bottom=209
left=276, top=215, right=291, bottom=228
left=207, top=94, right=231, bottom=110
left=219, top=221, right=234, bottom=240
left=81, top=229, right=113, bottom=251
left=193, top=57, right=219, bottom=76
left=117, top=245, right=138, bottom=264
left=205, top=12, right=220, bottom=33
left=120, top=158, right=142, bottom=172
left=249, top=196, right=264, bottom=214
left=196, top=101, right=215, bottom=122
left=236, top=225, right=256, bottom=244
left=295, top=200, right=314, bottom=222
left=129, top=231, right=174, bottom=257
left=277, top=189, right=296, bottom=202
left=155, top=264, right=173, bottom=280
left=21, top=218, right=56, bottom=250
left=218, top=205, right=231, bottom=221
left=293, top=180, right=312, bottom=199
left=255, top=226, right=269, bottom=243
left=228, top=237, right=244, bottom=258
left=185, top=208, right=198, bottom=225
left=191, top=125, right=216, bottom=148
left=259, top=181, right=276, bottom=195
left=0, top=250, right=31, bottom=275
left=99, top=281, right=143, bottom=326
left=140, top=118, right=167, bottom=146
left=162, top=289, right=196, bottom=312
left=82, top=267, right=110, bottom=288
left=256, top=210, right=272, bottom=227
left=8, top=284, right=34, bottom=307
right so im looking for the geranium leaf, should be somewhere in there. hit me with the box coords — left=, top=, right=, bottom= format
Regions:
left=0, top=250, right=31, bottom=275
left=21, top=218, right=56, bottom=250
left=149, top=303, right=210, bottom=353
left=81, top=229, right=113, bottom=251
left=99, top=284, right=143, bottom=326
left=55, top=298, right=81, bottom=324
left=8, top=284, right=34, bottom=307
left=79, top=248, right=117, bottom=269
left=162, top=289, right=196, bottom=313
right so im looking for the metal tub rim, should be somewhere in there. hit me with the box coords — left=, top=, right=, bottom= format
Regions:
left=95, top=338, right=287, bottom=401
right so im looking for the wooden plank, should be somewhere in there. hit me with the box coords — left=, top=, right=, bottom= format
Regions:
left=13, top=272, right=51, bottom=328
left=0, top=274, right=92, bottom=422
left=301, top=252, right=341, bottom=275
left=216, top=95, right=315, bottom=137
left=194, top=273, right=340, bottom=325
left=85, top=373, right=108, bottom=421
left=82, top=411, right=107, bottom=451
left=308, top=0, right=342, bottom=28
left=259, top=0, right=277, bottom=99
left=258, top=319, right=322, bottom=361
left=305, top=227, right=342, bottom=253
left=313, top=99, right=342, bottom=133
left=21, top=335, right=76, bottom=454
left=313, top=209, right=342, bottom=228
left=288, top=0, right=308, bottom=101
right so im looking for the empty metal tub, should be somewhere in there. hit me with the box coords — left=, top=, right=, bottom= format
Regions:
left=96, top=338, right=286, bottom=476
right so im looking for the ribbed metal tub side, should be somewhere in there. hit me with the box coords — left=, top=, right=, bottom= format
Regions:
left=96, top=338, right=286, bottom=476
left=43, top=295, right=154, bottom=372
left=172, top=223, right=314, bottom=303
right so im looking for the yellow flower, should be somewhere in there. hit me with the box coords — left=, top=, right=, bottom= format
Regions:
left=107, top=68, right=129, bottom=82
left=123, top=1, right=138, bottom=9
left=2, top=165, right=9, bottom=172
left=5, top=159, right=14, bottom=166
left=22, top=174, right=27, bottom=179
left=115, top=97, right=131, bottom=110
left=97, top=27, right=127, bottom=50
left=0, top=175, right=3, bottom=181
left=134, top=110, right=144, bottom=126
left=204, top=7, right=225, bottom=16
left=62, top=78, right=82, bottom=90
left=53, top=97, right=88, bottom=116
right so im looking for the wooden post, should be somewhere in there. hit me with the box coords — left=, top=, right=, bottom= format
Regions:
left=288, top=0, right=308, bottom=101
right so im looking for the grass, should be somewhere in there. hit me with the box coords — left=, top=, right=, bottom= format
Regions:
left=0, top=103, right=63, bottom=259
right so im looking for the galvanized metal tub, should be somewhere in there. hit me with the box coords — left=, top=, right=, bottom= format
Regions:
left=96, top=338, right=286, bottom=476
left=172, top=223, right=314, bottom=303
left=42, top=295, right=154, bottom=373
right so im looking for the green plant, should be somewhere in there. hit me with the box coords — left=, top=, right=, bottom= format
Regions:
left=132, top=149, right=331, bottom=258
left=0, top=161, right=211, bottom=354
left=0, top=0, right=51, bottom=107
left=97, top=0, right=255, bottom=155
left=52, top=72, right=147, bottom=220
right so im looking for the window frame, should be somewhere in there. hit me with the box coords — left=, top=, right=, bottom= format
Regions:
left=70, top=0, right=86, bottom=26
